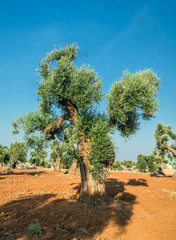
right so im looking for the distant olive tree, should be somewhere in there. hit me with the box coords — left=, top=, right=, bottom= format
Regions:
left=25, top=134, right=48, bottom=167
left=0, top=144, right=10, bottom=165
left=121, top=160, right=135, bottom=169
left=154, top=122, right=176, bottom=165
left=50, top=137, right=77, bottom=171
left=137, top=153, right=161, bottom=172
left=8, top=142, right=27, bottom=168
left=137, top=154, right=147, bottom=172
left=110, top=160, right=123, bottom=171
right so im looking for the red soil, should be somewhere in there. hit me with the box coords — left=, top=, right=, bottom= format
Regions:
left=0, top=168, right=176, bottom=240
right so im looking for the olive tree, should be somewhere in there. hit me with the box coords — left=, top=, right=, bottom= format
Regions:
left=136, top=154, right=147, bottom=172
left=110, top=160, right=123, bottom=171
left=27, top=134, right=49, bottom=167
left=136, top=153, right=161, bottom=172
left=12, top=44, right=160, bottom=204
left=50, top=124, right=79, bottom=171
left=154, top=122, right=176, bottom=164
left=0, top=144, right=10, bottom=165
left=8, top=142, right=27, bottom=168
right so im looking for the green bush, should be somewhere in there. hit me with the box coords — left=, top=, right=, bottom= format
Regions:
left=111, top=160, right=123, bottom=171
left=88, top=116, right=115, bottom=181
left=137, top=154, right=161, bottom=172
left=27, top=221, right=41, bottom=235
left=137, top=154, right=147, bottom=172
left=122, top=160, right=134, bottom=169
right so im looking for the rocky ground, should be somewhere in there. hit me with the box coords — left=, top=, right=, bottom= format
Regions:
left=0, top=168, right=176, bottom=240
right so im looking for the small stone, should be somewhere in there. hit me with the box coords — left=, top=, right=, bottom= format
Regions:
left=77, top=227, right=89, bottom=234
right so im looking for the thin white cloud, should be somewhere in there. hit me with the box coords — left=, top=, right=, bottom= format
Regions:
left=95, top=5, right=150, bottom=63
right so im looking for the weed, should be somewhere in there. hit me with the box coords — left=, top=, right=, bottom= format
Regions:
left=162, top=189, right=176, bottom=196
left=34, top=189, right=45, bottom=194
left=15, top=191, right=25, bottom=197
left=27, top=220, right=41, bottom=235
left=170, top=192, right=176, bottom=196
left=115, top=201, right=128, bottom=206
left=44, top=232, right=50, bottom=237
left=56, top=226, right=67, bottom=232
left=15, top=193, right=21, bottom=197
left=89, top=205, right=94, bottom=209
left=114, top=196, right=121, bottom=201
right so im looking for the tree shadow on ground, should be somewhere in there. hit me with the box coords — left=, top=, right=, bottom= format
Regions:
left=106, top=178, right=125, bottom=198
left=0, top=177, right=7, bottom=180
left=150, top=173, right=172, bottom=178
left=1, top=170, right=46, bottom=176
left=0, top=178, right=137, bottom=240
left=125, top=178, right=148, bottom=186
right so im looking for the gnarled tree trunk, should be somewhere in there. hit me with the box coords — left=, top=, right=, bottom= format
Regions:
left=54, top=154, right=61, bottom=171
left=78, top=159, right=106, bottom=205
left=68, top=159, right=78, bottom=175
left=43, top=99, right=115, bottom=204
left=77, top=135, right=110, bottom=205
left=160, top=161, right=166, bottom=170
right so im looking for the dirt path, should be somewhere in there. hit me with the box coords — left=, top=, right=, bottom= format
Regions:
left=0, top=168, right=176, bottom=240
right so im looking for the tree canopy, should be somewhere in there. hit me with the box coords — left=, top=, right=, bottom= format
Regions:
left=137, top=153, right=161, bottom=172
left=0, top=144, right=9, bottom=165
left=108, top=69, right=160, bottom=136
left=8, top=142, right=27, bottom=168
left=154, top=122, right=176, bottom=160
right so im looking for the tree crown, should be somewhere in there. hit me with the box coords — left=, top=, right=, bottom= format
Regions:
left=37, top=43, right=103, bottom=113
left=107, top=69, right=160, bottom=136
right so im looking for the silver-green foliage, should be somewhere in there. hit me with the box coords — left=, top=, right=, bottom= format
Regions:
left=89, top=116, right=115, bottom=181
left=154, top=122, right=176, bottom=160
left=111, top=160, right=124, bottom=171
left=0, top=144, right=9, bottom=164
left=137, top=153, right=161, bottom=172
left=37, top=43, right=103, bottom=112
left=12, top=111, right=56, bottom=135
left=27, top=221, right=41, bottom=235
left=8, top=142, right=27, bottom=168
left=108, top=70, right=160, bottom=136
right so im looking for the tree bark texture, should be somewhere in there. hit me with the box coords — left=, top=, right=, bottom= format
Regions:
left=167, top=146, right=176, bottom=157
left=54, top=154, right=61, bottom=171
left=77, top=135, right=108, bottom=205
left=68, top=160, right=78, bottom=175
left=43, top=100, right=78, bottom=139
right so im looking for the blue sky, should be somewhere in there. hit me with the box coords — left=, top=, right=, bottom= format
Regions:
left=0, top=0, right=176, bottom=161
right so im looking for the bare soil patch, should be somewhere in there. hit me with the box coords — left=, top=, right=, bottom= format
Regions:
left=0, top=168, right=176, bottom=240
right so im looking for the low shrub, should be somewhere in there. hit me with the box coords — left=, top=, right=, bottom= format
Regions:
left=27, top=221, right=41, bottom=235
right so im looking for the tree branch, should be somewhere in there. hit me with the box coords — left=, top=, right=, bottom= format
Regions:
left=43, top=114, right=70, bottom=139
left=109, top=117, right=116, bottom=126
left=60, top=99, right=78, bottom=123
left=38, top=99, right=79, bottom=139
left=167, top=146, right=176, bottom=157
